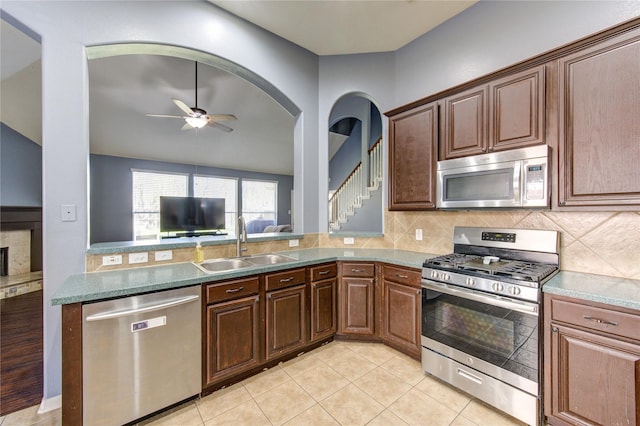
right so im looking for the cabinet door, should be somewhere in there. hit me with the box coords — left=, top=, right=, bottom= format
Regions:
left=558, top=27, right=640, bottom=207
left=340, top=277, right=375, bottom=335
left=548, top=323, right=640, bottom=426
left=382, top=280, right=421, bottom=357
left=205, top=295, right=260, bottom=386
left=441, top=86, right=488, bottom=159
left=388, top=102, right=438, bottom=210
left=489, top=65, right=545, bottom=151
left=265, top=284, right=307, bottom=360
left=310, top=277, right=337, bottom=342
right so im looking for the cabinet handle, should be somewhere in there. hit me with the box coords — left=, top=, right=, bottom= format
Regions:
left=318, top=270, right=330, bottom=275
left=279, top=277, right=294, bottom=283
left=225, top=287, right=244, bottom=294
left=396, top=274, right=409, bottom=279
left=351, top=269, right=364, bottom=273
left=551, top=326, right=558, bottom=333
left=583, top=315, right=618, bottom=326
left=416, top=290, right=421, bottom=295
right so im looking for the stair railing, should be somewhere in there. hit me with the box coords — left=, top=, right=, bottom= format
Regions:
left=368, top=138, right=382, bottom=187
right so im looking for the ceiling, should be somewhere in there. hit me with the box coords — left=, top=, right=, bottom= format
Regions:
left=0, top=1, right=476, bottom=175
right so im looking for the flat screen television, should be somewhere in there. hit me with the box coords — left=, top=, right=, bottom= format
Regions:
left=160, top=196, right=226, bottom=236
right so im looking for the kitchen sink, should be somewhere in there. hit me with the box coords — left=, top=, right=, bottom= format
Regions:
left=194, top=258, right=253, bottom=274
left=244, top=253, right=296, bottom=265
left=194, top=253, right=296, bottom=274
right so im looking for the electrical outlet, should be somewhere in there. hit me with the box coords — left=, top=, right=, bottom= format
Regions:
left=343, top=237, right=355, bottom=245
left=102, top=255, right=122, bottom=266
left=415, top=228, right=423, bottom=241
left=128, top=252, right=148, bottom=264
left=154, top=250, right=173, bottom=261
left=288, top=239, right=299, bottom=247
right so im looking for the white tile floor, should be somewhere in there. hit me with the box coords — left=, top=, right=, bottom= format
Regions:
left=1, top=341, right=527, bottom=426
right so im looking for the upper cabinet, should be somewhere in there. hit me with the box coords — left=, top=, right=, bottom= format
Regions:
left=557, top=26, right=640, bottom=208
left=388, top=102, right=438, bottom=210
left=440, top=66, right=545, bottom=160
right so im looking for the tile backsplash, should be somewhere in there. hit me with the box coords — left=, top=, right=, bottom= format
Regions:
left=85, top=210, right=640, bottom=280
left=322, top=210, right=640, bottom=280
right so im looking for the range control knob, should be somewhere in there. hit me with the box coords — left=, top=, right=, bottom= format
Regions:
left=492, top=282, right=504, bottom=292
left=430, top=270, right=438, bottom=279
left=465, top=277, right=476, bottom=287
left=509, top=286, right=522, bottom=296
left=442, top=273, right=451, bottom=281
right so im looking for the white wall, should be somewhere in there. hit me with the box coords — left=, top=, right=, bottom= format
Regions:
left=1, top=0, right=319, bottom=401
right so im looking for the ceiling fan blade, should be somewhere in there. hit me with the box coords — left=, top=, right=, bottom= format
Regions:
left=207, top=114, right=237, bottom=122
left=208, top=121, right=234, bottom=132
left=146, top=114, right=184, bottom=119
left=173, top=98, right=195, bottom=116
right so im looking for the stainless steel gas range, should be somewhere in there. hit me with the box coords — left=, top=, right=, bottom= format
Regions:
left=421, top=226, right=559, bottom=426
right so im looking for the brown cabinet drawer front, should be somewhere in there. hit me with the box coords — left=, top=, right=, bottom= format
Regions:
left=341, top=263, right=375, bottom=278
left=310, top=263, right=337, bottom=281
left=206, top=278, right=260, bottom=304
left=551, top=298, right=640, bottom=341
left=382, top=265, right=421, bottom=287
left=265, top=268, right=306, bottom=291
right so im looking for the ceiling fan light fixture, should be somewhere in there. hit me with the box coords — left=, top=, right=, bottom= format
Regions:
left=185, top=116, right=208, bottom=129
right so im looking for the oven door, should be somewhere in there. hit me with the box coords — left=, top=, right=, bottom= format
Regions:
left=421, top=279, right=540, bottom=396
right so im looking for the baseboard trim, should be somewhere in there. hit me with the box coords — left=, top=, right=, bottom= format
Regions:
left=38, top=394, right=61, bottom=414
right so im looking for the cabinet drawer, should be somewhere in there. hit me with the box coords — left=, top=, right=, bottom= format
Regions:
left=551, top=298, right=640, bottom=341
left=265, top=268, right=306, bottom=291
left=341, top=262, right=375, bottom=278
left=310, top=263, right=337, bottom=282
left=382, top=265, right=421, bottom=287
left=206, top=277, right=259, bottom=304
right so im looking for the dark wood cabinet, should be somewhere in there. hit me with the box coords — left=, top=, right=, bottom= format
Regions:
left=265, top=269, right=307, bottom=360
left=489, top=65, right=545, bottom=151
left=441, top=86, right=488, bottom=159
left=204, top=278, right=261, bottom=387
left=557, top=26, right=640, bottom=208
left=339, top=262, right=376, bottom=336
left=441, top=65, right=545, bottom=160
left=309, top=263, right=337, bottom=343
left=381, top=265, right=421, bottom=359
left=544, top=294, right=640, bottom=426
left=388, top=102, right=438, bottom=210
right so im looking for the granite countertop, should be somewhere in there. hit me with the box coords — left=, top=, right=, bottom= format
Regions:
left=52, top=248, right=432, bottom=305
left=543, top=271, right=640, bottom=311
left=1, top=271, right=43, bottom=299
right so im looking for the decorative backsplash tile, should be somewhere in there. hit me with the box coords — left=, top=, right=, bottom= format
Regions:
left=323, top=210, right=640, bottom=280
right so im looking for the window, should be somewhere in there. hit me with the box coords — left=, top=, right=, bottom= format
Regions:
left=193, top=175, right=238, bottom=235
left=132, top=170, right=188, bottom=240
left=242, top=179, right=277, bottom=232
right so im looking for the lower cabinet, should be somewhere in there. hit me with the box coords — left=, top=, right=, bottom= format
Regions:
left=339, top=262, right=376, bottom=336
left=544, top=294, right=640, bottom=426
left=204, top=277, right=261, bottom=387
left=265, top=268, right=308, bottom=360
left=381, top=265, right=421, bottom=358
left=309, top=263, right=338, bottom=343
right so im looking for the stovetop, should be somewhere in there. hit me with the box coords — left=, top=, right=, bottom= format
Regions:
left=424, top=253, right=558, bottom=284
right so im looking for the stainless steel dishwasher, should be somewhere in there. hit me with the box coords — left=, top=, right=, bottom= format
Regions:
left=82, top=285, right=201, bottom=426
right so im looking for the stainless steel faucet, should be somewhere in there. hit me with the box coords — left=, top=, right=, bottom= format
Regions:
left=236, top=216, right=248, bottom=257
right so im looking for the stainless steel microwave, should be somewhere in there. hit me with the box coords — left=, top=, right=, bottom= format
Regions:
left=436, top=145, right=549, bottom=209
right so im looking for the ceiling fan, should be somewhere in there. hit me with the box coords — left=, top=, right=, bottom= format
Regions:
left=146, top=62, right=237, bottom=132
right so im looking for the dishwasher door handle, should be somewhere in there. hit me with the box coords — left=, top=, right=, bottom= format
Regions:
left=85, top=294, right=199, bottom=321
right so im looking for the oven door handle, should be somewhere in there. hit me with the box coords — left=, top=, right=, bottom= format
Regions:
left=421, top=280, right=539, bottom=316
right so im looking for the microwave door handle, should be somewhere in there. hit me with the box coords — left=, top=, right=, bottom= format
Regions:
left=513, top=162, right=522, bottom=204
left=421, top=280, right=538, bottom=315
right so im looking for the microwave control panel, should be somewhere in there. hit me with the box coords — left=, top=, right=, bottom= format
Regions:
left=524, top=164, right=545, bottom=200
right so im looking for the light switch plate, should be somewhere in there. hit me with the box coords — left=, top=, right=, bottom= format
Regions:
left=61, top=204, right=77, bottom=222
left=343, top=237, right=355, bottom=245
left=288, top=239, right=299, bottom=247
left=415, top=229, right=423, bottom=241
left=128, top=252, right=148, bottom=264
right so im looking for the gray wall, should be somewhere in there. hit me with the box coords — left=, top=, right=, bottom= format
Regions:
left=0, top=123, right=42, bottom=206
left=90, top=154, right=293, bottom=243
